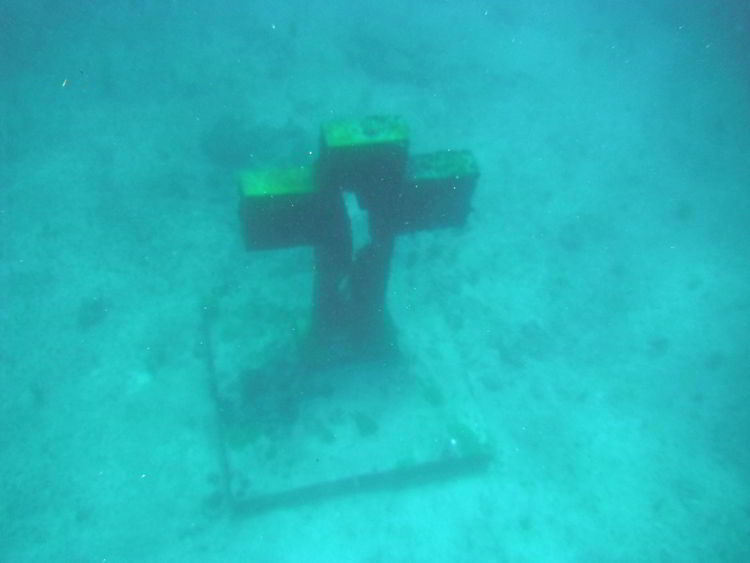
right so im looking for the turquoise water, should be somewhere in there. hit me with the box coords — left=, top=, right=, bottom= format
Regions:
left=2, top=1, right=748, bottom=561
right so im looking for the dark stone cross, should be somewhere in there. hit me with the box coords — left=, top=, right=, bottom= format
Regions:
left=239, top=115, right=479, bottom=365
